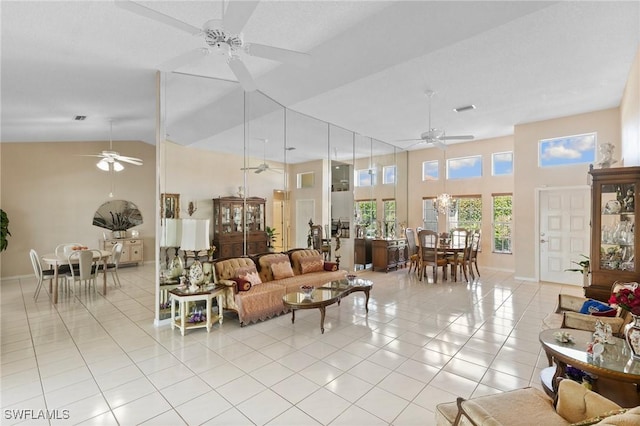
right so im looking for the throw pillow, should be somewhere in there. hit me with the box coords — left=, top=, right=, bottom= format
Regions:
left=236, top=266, right=262, bottom=286
left=570, top=408, right=628, bottom=426
left=271, top=261, right=294, bottom=280
left=579, top=299, right=612, bottom=315
left=232, top=277, right=252, bottom=292
left=299, top=256, right=324, bottom=274
left=323, top=261, right=338, bottom=272
left=591, top=308, right=617, bottom=317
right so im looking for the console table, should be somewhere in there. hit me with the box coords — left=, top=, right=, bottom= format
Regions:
left=169, top=286, right=224, bottom=336
left=539, top=328, right=640, bottom=407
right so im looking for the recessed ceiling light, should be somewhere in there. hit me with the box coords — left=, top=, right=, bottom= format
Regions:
left=73, top=115, right=87, bottom=121
left=453, top=105, right=476, bottom=113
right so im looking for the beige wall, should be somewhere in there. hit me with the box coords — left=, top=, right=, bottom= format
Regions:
left=513, top=108, right=621, bottom=280
left=407, top=136, right=515, bottom=271
left=621, top=46, right=640, bottom=166
left=1, top=141, right=156, bottom=277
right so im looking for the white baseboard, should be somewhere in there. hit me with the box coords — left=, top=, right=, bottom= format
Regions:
left=514, top=275, right=538, bottom=282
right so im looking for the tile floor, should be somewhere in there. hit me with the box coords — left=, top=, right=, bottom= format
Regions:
left=1, top=263, right=583, bottom=425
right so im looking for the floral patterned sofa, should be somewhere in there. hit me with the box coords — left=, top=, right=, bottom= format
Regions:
left=212, top=249, right=346, bottom=325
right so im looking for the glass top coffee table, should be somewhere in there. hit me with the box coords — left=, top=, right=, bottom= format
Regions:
left=282, top=277, right=373, bottom=334
left=539, top=328, right=640, bottom=405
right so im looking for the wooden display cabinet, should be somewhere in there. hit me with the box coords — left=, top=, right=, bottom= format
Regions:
left=586, top=166, right=640, bottom=301
left=372, top=238, right=407, bottom=272
left=212, top=196, right=268, bottom=258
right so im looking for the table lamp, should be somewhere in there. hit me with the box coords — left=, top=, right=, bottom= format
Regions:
left=161, top=218, right=183, bottom=278
left=180, top=219, right=210, bottom=285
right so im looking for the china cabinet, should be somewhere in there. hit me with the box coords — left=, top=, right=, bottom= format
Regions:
left=586, top=166, right=640, bottom=302
left=212, top=196, right=267, bottom=258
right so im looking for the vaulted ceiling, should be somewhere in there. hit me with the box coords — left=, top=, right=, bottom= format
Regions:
left=2, top=1, right=639, bottom=163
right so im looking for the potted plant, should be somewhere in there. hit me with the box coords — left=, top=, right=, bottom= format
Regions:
left=266, top=226, right=277, bottom=251
left=565, top=254, right=590, bottom=288
left=0, top=209, right=10, bottom=252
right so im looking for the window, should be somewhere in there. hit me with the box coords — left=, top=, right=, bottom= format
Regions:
left=354, top=200, right=376, bottom=236
left=493, top=194, right=512, bottom=254
left=296, top=172, right=314, bottom=188
left=382, top=165, right=396, bottom=184
left=492, top=152, right=513, bottom=176
left=355, top=169, right=375, bottom=187
left=449, top=196, right=482, bottom=231
left=447, top=155, right=482, bottom=179
left=422, top=198, right=438, bottom=232
left=422, top=160, right=438, bottom=181
left=539, top=133, right=596, bottom=167
left=383, top=200, right=396, bottom=237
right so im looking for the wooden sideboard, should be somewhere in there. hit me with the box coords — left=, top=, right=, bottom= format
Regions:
left=100, top=238, right=143, bottom=266
left=372, top=239, right=407, bottom=272
left=354, top=238, right=372, bottom=269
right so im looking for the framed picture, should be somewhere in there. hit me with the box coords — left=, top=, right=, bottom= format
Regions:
left=161, top=193, right=180, bottom=219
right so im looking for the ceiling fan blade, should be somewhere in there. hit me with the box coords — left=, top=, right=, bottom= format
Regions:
left=245, top=43, right=311, bottom=68
left=158, top=48, right=208, bottom=71
left=227, top=56, right=257, bottom=92
left=254, top=168, right=264, bottom=174
left=78, top=154, right=105, bottom=158
left=395, top=138, right=423, bottom=142
left=117, top=157, right=143, bottom=165
left=223, top=0, right=260, bottom=34
left=115, top=0, right=202, bottom=35
left=440, top=135, right=474, bottom=141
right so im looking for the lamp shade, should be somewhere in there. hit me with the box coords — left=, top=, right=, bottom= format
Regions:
left=180, top=219, right=210, bottom=251
left=160, top=218, right=182, bottom=247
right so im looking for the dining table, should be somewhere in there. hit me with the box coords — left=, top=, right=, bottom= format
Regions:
left=41, top=249, right=112, bottom=304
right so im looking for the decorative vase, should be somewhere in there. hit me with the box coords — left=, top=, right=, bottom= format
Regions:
left=169, top=256, right=184, bottom=279
left=189, top=259, right=204, bottom=286
left=624, top=314, right=640, bottom=360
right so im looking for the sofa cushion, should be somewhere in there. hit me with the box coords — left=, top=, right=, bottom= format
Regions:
left=290, top=249, right=323, bottom=275
left=570, top=409, right=628, bottom=426
left=272, top=261, right=294, bottom=280
left=580, top=300, right=613, bottom=315
left=257, top=253, right=290, bottom=282
left=232, top=277, right=252, bottom=292
left=214, top=257, right=256, bottom=281
left=236, top=266, right=262, bottom=286
left=299, top=256, right=324, bottom=274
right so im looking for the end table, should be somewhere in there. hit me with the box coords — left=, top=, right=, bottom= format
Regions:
left=169, top=286, right=224, bottom=336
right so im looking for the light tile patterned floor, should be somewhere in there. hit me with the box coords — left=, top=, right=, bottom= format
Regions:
left=1, top=264, right=583, bottom=425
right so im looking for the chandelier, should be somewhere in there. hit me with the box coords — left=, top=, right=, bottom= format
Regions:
left=433, top=193, right=457, bottom=215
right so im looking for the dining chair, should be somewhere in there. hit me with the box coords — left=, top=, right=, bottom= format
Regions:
left=417, top=229, right=448, bottom=282
left=54, top=242, right=83, bottom=273
left=98, top=242, right=123, bottom=287
left=405, top=228, right=419, bottom=275
left=446, top=228, right=469, bottom=281
left=30, top=249, right=56, bottom=301
left=65, top=249, right=99, bottom=294
left=310, top=224, right=331, bottom=261
left=469, top=229, right=481, bottom=278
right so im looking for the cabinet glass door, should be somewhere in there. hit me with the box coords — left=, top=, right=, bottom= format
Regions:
left=600, top=183, right=635, bottom=272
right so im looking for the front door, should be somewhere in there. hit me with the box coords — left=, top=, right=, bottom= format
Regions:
left=539, top=187, right=590, bottom=285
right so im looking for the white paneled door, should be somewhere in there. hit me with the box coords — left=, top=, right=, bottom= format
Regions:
left=539, top=187, right=591, bottom=285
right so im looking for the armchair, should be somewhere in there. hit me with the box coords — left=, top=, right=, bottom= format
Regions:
left=436, top=379, right=639, bottom=426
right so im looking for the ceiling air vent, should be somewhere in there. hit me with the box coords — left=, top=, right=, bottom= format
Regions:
left=453, top=105, right=476, bottom=113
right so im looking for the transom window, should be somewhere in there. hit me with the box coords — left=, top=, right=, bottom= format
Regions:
left=492, top=152, right=513, bottom=176
left=539, top=133, right=596, bottom=167
left=422, top=160, right=439, bottom=181
left=383, top=165, right=396, bottom=185
left=355, top=169, right=375, bottom=187
left=447, top=155, right=482, bottom=180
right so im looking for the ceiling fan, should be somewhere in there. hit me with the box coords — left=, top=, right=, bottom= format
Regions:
left=399, top=90, right=474, bottom=149
left=116, top=0, right=311, bottom=92
left=81, top=121, right=143, bottom=172
left=241, top=138, right=282, bottom=174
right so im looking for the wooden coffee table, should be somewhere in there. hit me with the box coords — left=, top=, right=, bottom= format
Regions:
left=539, top=328, right=640, bottom=406
left=282, top=278, right=373, bottom=334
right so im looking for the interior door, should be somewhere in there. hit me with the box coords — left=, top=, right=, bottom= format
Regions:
left=539, top=187, right=590, bottom=285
